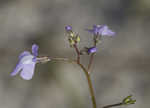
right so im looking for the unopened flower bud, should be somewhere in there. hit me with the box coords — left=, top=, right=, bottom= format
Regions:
left=65, top=25, right=72, bottom=32
left=88, top=47, right=97, bottom=54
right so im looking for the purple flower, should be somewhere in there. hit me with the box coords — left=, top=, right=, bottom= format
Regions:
left=11, top=44, right=39, bottom=80
left=88, top=47, right=97, bottom=54
left=86, top=25, right=115, bottom=36
left=65, top=25, right=72, bottom=31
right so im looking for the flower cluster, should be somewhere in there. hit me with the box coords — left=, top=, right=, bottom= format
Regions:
left=11, top=24, right=115, bottom=80
left=65, top=24, right=115, bottom=55
left=65, top=25, right=80, bottom=47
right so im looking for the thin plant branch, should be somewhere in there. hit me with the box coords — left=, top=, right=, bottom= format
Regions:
left=87, top=53, right=95, bottom=72
left=102, top=95, right=136, bottom=108
left=87, top=34, right=97, bottom=72
left=102, top=103, right=123, bottom=108
left=73, top=44, right=80, bottom=63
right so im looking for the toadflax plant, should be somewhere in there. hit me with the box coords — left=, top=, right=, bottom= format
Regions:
left=11, top=25, right=136, bottom=108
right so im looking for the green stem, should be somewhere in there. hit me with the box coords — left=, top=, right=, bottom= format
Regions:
left=102, top=103, right=123, bottom=108
left=87, top=34, right=97, bottom=72
left=77, top=63, right=97, bottom=108
left=73, top=44, right=80, bottom=64
left=87, top=53, right=95, bottom=72
left=51, top=57, right=76, bottom=63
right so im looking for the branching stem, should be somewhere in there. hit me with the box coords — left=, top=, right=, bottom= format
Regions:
left=77, top=62, right=97, bottom=108
left=49, top=57, right=97, bottom=108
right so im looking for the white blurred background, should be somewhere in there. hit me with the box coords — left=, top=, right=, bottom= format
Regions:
left=0, top=0, right=150, bottom=108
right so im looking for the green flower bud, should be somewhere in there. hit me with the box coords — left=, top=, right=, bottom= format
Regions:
left=68, top=38, right=75, bottom=46
left=122, top=95, right=136, bottom=105
left=76, top=35, right=80, bottom=43
left=70, top=32, right=75, bottom=37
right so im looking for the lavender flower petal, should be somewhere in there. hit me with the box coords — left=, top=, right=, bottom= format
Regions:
left=19, top=51, right=31, bottom=60
left=20, top=55, right=34, bottom=64
left=88, top=47, right=97, bottom=53
left=11, top=63, right=23, bottom=76
left=87, top=24, right=115, bottom=36
left=93, top=25, right=103, bottom=35
left=101, top=25, right=115, bottom=36
left=11, top=44, right=39, bottom=80
left=32, top=44, right=39, bottom=57
left=65, top=25, right=72, bottom=31
left=20, top=63, right=36, bottom=80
